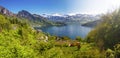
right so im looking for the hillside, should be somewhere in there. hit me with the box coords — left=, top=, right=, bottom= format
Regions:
left=0, top=12, right=119, bottom=58
left=0, top=6, right=102, bottom=58
left=17, top=10, right=66, bottom=26
left=0, top=6, right=14, bottom=16
left=0, top=6, right=65, bottom=27
left=81, top=20, right=102, bottom=27
left=0, top=5, right=120, bottom=58
left=0, top=13, right=105, bottom=58
left=86, top=9, right=120, bottom=56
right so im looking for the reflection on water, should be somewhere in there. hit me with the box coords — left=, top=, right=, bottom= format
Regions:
left=36, top=24, right=92, bottom=39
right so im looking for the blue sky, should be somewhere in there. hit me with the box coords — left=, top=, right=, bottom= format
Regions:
left=0, top=0, right=70, bottom=14
left=0, top=0, right=120, bottom=15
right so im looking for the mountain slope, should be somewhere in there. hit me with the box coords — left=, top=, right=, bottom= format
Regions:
left=0, top=6, right=65, bottom=27
left=17, top=10, right=66, bottom=26
left=86, top=9, right=120, bottom=49
left=0, top=6, right=14, bottom=16
left=17, top=10, right=35, bottom=20
left=81, top=20, right=102, bottom=27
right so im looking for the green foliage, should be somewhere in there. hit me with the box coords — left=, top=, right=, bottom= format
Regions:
left=0, top=31, right=37, bottom=58
left=43, top=47, right=63, bottom=58
left=0, top=14, right=116, bottom=58
left=0, top=15, right=11, bottom=31
left=114, top=43, right=120, bottom=58
left=35, top=41, right=54, bottom=53
left=62, top=36, right=70, bottom=40
left=87, top=9, right=120, bottom=49
left=105, top=49, right=114, bottom=58
left=48, top=36, right=57, bottom=40
left=75, top=36, right=82, bottom=42
left=0, top=14, right=38, bottom=58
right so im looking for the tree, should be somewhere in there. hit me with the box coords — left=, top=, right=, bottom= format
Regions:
left=87, top=9, right=120, bottom=49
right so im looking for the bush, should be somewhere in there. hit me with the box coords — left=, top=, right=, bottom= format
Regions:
left=105, top=49, right=114, bottom=58
left=87, top=9, right=120, bottom=49
left=114, top=43, right=120, bottom=58
left=43, top=47, right=63, bottom=58
left=75, top=36, right=82, bottom=42
left=62, top=36, right=70, bottom=40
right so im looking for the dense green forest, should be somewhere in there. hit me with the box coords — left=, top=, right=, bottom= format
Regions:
left=0, top=9, right=120, bottom=58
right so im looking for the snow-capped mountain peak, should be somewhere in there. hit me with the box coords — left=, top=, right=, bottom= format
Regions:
left=67, top=13, right=77, bottom=16
left=51, top=13, right=62, bottom=16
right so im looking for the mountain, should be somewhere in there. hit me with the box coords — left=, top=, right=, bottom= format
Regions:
left=17, top=10, right=66, bottom=26
left=0, top=6, right=65, bottom=26
left=0, top=5, right=100, bottom=27
left=81, top=19, right=102, bottom=27
left=17, top=10, right=47, bottom=22
left=17, top=10, right=35, bottom=20
left=17, top=10, right=47, bottom=21
left=45, top=14, right=101, bottom=24
left=0, top=6, right=14, bottom=16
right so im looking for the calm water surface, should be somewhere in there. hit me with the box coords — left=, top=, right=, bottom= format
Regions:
left=36, top=24, right=92, bottom=39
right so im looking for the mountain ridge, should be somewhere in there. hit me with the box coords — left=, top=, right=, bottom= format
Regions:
left=0, top=5, right=101, bottom=27
left=0, top=6, right=15, bottom=16
left=0, top=6, right=66, bottom=26
left=45, top=14, right=101, bottom=24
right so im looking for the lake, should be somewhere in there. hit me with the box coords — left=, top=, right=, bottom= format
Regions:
left=35, top=23, right=92, bottom=39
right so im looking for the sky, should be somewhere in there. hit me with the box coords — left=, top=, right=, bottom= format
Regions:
left=0, top=0, right=120, bottom=15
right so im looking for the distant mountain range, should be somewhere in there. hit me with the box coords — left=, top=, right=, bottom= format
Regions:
left=0, top=5, right=47, bottom=21
left=0, top=6, right=66, bottom=26
left=42, top=13, right=101, bottom=24
left=0, top=5, right=101, bottom=27
left=17, top=10, right=49, bottom=22
left=81, top=19, right=102, bottom=27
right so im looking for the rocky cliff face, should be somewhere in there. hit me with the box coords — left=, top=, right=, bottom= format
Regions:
left=0, top=6, right=14, bottom=16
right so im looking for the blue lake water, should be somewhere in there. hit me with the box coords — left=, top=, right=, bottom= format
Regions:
left=36, top=24, right=92, bottom=39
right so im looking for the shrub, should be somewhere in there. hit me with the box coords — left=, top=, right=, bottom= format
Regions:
left=87, top=9, right=120, bottom=49
left=105, top=49, right=114, bottom=58
left=43, top=47, right=63, bottom=58
left=114, top=43, right=120, bottom=58
left=75, top=36, right=82, bottom=42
